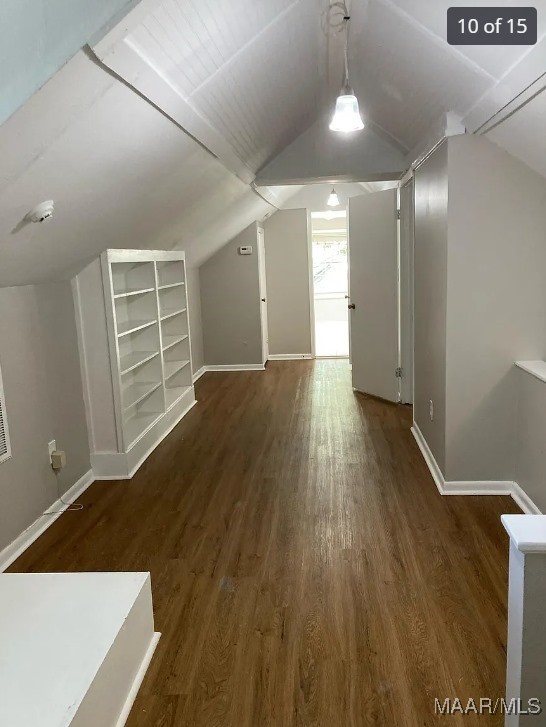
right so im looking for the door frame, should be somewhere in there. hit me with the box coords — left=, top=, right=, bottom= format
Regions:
left=257, top=227, right=269, bottom=366
left=308, top=210, right=353, bottom=360
left=399, top=180, right=415, bottom=404
left=306, top=211, right=316, bottom=359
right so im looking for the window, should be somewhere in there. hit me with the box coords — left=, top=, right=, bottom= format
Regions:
left=0, top=363, right=11, bottom=464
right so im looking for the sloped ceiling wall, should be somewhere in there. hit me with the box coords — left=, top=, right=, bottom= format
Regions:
left=1, top=0, right=545, bottom=289
left=484, top=88, right=546, bottom=180
left=255, top=116, right=406, bottom=184
left=0, top=0, right=141, bottom=126
left=0, top=50, right=294, bottom=287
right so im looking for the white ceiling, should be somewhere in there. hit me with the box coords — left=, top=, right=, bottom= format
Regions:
left=276, top=182, right=396, bottom=212
left=0, top=51, right=294, bottom=286
left=339, top=0, right=546, bottom=152
left=485, top=87, right=546, bottom=180
left=1, top=0, right=545, bottom=287
left=124, top=0, right=326, bottom=173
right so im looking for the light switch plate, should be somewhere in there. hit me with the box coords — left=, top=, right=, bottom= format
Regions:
left=48, top=440, right=56, bottom=458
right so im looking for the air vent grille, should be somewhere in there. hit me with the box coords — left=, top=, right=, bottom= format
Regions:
left=0, top=366, right=11, bottom=463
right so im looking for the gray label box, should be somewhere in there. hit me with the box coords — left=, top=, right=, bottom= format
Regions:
left=447, top=7, right=537, bottom=45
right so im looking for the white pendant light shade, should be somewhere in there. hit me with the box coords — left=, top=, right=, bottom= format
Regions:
left=328, top=8, right=365, bottom=134
left=327, top=187, right=340, bottom=207
left=329, top=93, right=365, bottom=133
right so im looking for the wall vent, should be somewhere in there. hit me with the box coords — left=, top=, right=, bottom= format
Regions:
left=0, top=364, right=11, bottom=464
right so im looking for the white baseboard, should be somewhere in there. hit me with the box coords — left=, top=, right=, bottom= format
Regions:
left=92, top=395, right=197, bottom=480
left=204, top=364, right=265, bottom=371
left=411, top=423, right=541, bottom=514
left=511, top=482, right=542, bottom=515
left=0, top=468, right=95, bottom=572
left=268, top=354, right=314, bottom=360
left=115, top=632, right=161, bottom=727
left=192, top=366, right=206, bottom=383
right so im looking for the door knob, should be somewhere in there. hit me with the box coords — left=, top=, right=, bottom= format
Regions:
left=348, top=303, right=356, bottom=310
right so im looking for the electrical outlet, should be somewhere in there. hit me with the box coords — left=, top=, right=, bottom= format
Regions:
left=429, top=400, right=434, bottom=422
left=48, top=440, right=56, bottom=459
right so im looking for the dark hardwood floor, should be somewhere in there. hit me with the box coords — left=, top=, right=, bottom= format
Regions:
left=11, top=360, right=519, bottom=726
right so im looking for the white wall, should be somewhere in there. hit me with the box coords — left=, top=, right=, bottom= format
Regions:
left=200, top=224, right=263, bottom=367
left=445, top=134, right=546, bottom=482
left=0, top=282, right=90, bottom=552
left=186, top=266, right=204, bottom=374
left=413, top=142, right=448, bottom=472
left=414, top=134, right=546, bottom=493
left=263, top=209, right=312, bottom=357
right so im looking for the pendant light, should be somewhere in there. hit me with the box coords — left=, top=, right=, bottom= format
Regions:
left=329, top=9, right=364, bottom=133
left=327, top=187, right=340, bottom=207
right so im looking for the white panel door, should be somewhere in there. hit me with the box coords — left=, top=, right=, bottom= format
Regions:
left=257, top=228, right=269, bottom=366
left=348, top=189, right=398, bottom=402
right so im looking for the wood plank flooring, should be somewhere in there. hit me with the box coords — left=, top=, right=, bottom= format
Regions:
left=11, top=360, right=519, bottom=726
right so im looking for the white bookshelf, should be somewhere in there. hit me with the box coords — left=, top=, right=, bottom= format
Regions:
left=74, top=249, right=196, bottom=479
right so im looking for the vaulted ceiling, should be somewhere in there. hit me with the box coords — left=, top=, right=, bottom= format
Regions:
left=342, top=0, right=546, bottom=153
left=0, top=0, right=544, bottom=287
left=123, top=0, right=326, bottom=173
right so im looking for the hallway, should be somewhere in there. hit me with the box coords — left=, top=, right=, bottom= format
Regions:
left=11, top=361, right=518, bottom=726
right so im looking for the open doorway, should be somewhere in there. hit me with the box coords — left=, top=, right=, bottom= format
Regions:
left=310, top=211, right=349, bottom=358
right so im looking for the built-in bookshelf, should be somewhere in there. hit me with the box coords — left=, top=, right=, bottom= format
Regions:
left=74, top=250, right=196, bottom=479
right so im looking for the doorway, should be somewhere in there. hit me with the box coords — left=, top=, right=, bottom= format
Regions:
left=310, top=211, right=349, bottom=358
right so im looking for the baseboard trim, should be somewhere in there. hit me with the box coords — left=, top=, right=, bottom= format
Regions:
left=410, top=424, right=444, bottom=495
left=411, top=423, right=541, bottom=514
left=0, top=468, right=95, bottom=572
left=115, top=632, right=161, bottom=727
left=511, top=482, right=542, bottom=515
left=92, top=398, right=198, bottom=480
left=204, top=364, right=265, bottom=372
left=268, top=354, right=314, bottom=360
left=192, top=366, right=206, bottom=383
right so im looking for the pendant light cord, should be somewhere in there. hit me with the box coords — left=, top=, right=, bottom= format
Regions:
left=323, top=1, right=352, bottom=90
left=343, top=14, right=350, bottom=90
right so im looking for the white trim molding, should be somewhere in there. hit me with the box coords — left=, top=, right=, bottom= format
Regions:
left=511, top=482, right=542, bottom=516
left=204, top=364, right=266, bottom=372
left=268, top=354, right=314, bottom=361
left=115, top=632, right=161, bottom=727
left=192, top=366, right=206, bottom=383
left=0, top=469, right=94, bottom=572
left=411, top=423, right=541, bottom=514
left=92, top=396, right=197, bottom=480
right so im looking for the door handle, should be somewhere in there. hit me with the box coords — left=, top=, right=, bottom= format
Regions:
left=261, top=298, right=266, bottom=302
left=348, top=303, right=356, bottom=310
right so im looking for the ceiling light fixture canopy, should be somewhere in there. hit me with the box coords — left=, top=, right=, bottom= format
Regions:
left=327, top=187, right=340, bottom=207
left=329, top=5, right=364, bottom=133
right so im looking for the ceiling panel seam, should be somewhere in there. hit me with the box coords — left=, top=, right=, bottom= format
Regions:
left=378, top=0, right=496, bottom=82
left=185, top=0, right=304, bottom=98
